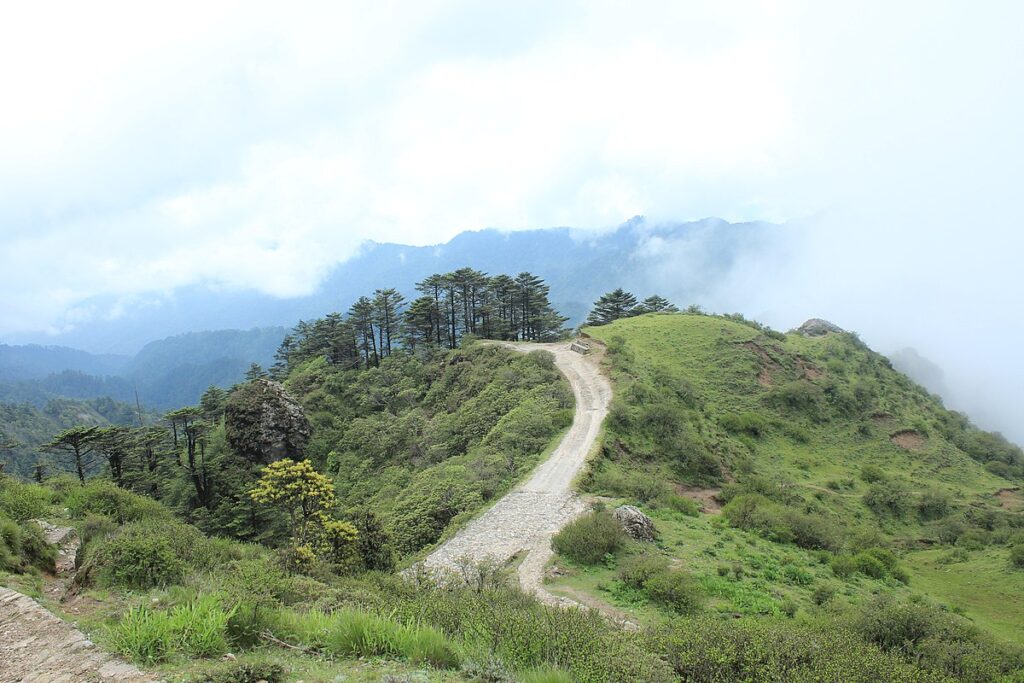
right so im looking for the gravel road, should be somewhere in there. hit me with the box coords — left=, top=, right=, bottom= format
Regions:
left=420, top=341, right=611, bottom=602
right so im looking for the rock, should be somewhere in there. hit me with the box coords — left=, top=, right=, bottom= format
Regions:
left=222, top=652, right=236, bottom=661
left=797, top=318, right=845, bottom=337
left=225, top=379, right=312, bottom=464
left=613, top=505, right=656, bottom=541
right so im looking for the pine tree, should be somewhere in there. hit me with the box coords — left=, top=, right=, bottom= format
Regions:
left=586, top=288, right=639, bottom=326
left=636, top=294, right=679, bottom=314
left=42, top=426, right=100, bottom=484
left=372, top=288, right=405, bottom=357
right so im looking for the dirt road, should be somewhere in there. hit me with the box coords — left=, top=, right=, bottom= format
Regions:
left=420, top=341, right=611, bottom=603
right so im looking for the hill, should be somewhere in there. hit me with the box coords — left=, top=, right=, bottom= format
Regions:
left=543, top=312, right=1024, bottom=645
left=0, top=327, right=286, bottom=415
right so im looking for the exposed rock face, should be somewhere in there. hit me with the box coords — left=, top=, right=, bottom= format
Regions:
left=225, top=379, right=311, bottom=465
left=613, top=505, right=656, bottom=541
left=797, top=318, right=845, bottom=337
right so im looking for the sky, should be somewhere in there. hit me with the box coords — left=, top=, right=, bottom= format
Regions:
left=1, top=1, right=1022, bottom=438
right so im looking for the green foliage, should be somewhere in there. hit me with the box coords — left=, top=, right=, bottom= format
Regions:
left=1010, top=544, right=1024, bottom=570
left=551, top=510, right=627, bottom=566
left=719, top=411, right=769, bottom=437
left=852, top=596, right=1024, bottom=681
left=765, top=380, right=828, bottom=421
left=64, top=480, right=172, bottom=524
left=917, top=488, right=952, bottom=521
left=644, top=569, right=704, bottom=614
left=863, top=480, right=912, bottom=518
left=0, top=512, right=55, bottom=573
left=722, top=494, right=838, bottom=551
left=652, top=616, right=949, bottom=682
left=191, top=660, right=285, bottom=683
left=0, top=479, right=51, bottom=521
left=266, top=607, right=461, bottom=669
left=107, top=596, right=234, bottom=664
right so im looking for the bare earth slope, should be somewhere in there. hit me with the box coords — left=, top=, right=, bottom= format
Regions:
left=421, top=342, right=611, bottom=603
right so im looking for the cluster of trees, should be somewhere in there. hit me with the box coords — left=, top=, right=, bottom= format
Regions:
left=273, top=268, right=567, bottom=375
left=585, top=289, right=678, bottom=326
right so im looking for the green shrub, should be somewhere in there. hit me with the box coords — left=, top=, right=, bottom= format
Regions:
left=617, top=553, right=670, bottom=589
left=0, top=513, right=56, bottom=573
left=93, top=531, right=186, bottom=589
left=1010, top=544, right=1024, bottom=570
left=0, top=481, right=51, bottom=521
left=859, top=464, right=887, bottom=483
left=917, top=488, right=952, bottom=521
left=66, top=480, right=172, bottom=524
left=812, top=583, right=836, bottom=605
left=652, top=616, right=937, bottom=682
left=852, top=552, right=887, bottom=579
left=766, top=381, right=827, bottom=421
left=830, top=554, right=857, bottom=579
left=852, top=596, right=1024, bottom=681
left=551, top=511, right=627, bottom=566
left=108, top=596, right=233, bottom=664
left=719, top=412, right=769, bottom=438
left=957, top=528, right=990, bottom=550
left=863, top=481, right=911, bottom=518
left=645, top=570, right=704, bottom=614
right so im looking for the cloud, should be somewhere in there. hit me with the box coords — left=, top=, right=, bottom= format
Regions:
left=0, top=0, right=795, bottom=333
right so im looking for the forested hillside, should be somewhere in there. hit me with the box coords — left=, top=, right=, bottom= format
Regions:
left=0, top=397, right=140, bottom=478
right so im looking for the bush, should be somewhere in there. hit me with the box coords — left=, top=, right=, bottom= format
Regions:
left=65, top=480, right=172, bottom=524
left=852, top=596, right=1024, bottom=681
left=652, top=616, right=940, bottom=682
left=765, top=381, right=827, bottom=421
left=0, top=514, right=55, bottom=573
left=644, top=570, right=704, bottom=614
left=719, top=412, right=769, bottom=438
left=863, top=481, right=911, bottom=518
left=190, top=660, right=285, bottom=683
left=917, top=488, right=952, bottom=520
left=107, top=596, right=234, bottom=664
left=0, top=481, right=51, bottom=521
left=812, top=583, right=836, bottom=605
left=1010, top=544, right=1024, bottom=570
left=92, top=530, right=186, bottom=589
left=551, top=511, right=627, bottom=566
left=617, top=554, right=670, bottom=589
left=859, top=464, right=887, bottom=483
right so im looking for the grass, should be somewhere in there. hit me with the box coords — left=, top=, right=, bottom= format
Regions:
left=903, top=547, right=1024, bottom=643
left=568, top=312, right=1024, bottom=640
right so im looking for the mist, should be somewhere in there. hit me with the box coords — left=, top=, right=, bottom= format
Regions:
left=2, top=2, right=1022, bottom=441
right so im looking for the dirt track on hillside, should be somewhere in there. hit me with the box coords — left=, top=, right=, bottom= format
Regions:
left=420, top=341, right=611, bottom=604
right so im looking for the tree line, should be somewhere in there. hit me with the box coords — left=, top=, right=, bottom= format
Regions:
left=273, top=268, right=567, bottom=374
left=586, top=288, right=679, bottom=326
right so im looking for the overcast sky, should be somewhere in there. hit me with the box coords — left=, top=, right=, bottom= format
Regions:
left=1, top=1, right=1022, bottom=437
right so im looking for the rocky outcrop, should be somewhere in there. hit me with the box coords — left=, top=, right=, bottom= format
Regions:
left=225, top=379, right=311, bottom=464
left=613, top=505, right=656, bottom=541
left=797, top=318, right=845, bottom=337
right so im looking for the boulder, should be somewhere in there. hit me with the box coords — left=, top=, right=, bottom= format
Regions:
left=797, top=318, right=845, bottom=337
left=613, top=505, right=656, bottom=541
left=225, top=379, right=311, bottom=464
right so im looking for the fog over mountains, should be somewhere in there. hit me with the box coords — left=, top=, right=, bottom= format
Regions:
left=2, top=215, right=1021, bottom=447
left=4, top=217, right=772, bottom=355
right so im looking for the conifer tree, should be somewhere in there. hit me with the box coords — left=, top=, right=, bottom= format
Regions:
left=586, top=288, right=639, bottom=326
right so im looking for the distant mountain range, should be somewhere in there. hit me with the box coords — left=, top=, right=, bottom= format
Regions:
left=0, top=218, right=775, bottom=414
left=3, top=217, right=777, bottom=355
left=0, top=327, right=285, bottom=412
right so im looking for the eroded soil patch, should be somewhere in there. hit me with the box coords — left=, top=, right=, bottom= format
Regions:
left=891, top=430, right=926, bottom=451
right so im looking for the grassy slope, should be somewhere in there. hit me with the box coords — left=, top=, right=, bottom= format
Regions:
left=552, top=313, right=1023, bottom=640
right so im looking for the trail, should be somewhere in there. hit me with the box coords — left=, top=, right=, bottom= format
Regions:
left=420, top=341, right=611, bottom=605
left=0, top=524, right=157, bottom=683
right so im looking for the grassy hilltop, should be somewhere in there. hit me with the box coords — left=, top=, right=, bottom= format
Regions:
left=546, top=312, right=1024, bottom=643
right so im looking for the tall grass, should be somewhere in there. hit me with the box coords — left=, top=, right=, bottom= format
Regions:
left=107, top=595, right=234, bottom=664
left=267, top=608, right=460, bottom=669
